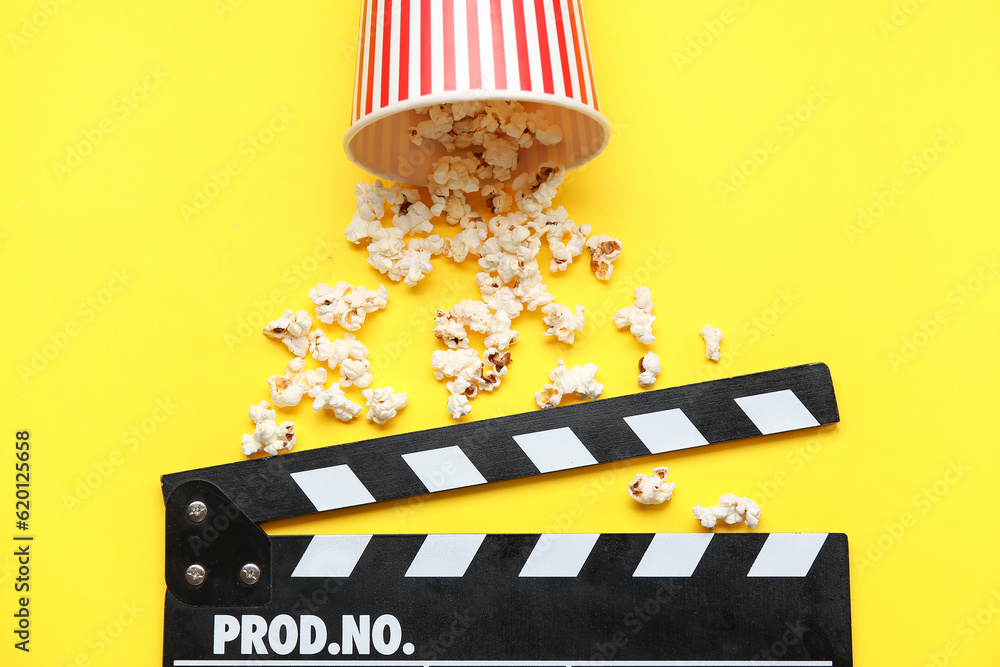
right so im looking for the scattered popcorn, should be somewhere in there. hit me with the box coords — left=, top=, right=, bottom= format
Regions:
left=309, top=282, right=388, bottom=331
left=345, top=180, right=392, bottom=244
left=548, top=359, right=603, bottom=399
left=267, top=357, right=328, bottom=408
left=312, top=385, right=363, bottom=422
left=451, top=299, right=492, bottom=333
left=692, top=494, right=762, bottom=530
left=446, top=390, right=473, bottom=420
left=363, top=387, right=409, bottom=425
left=532, top=359, right=603, bottom=409
left=476, top=272, right=523, bottom=319
left=700, top=324, right=724, bottom=362
left=482, top=184, right=513, bottom=214
left=366, top=227, right=407, bottom=278
left=480, top=347, right=511, bottom=391
left=262, top=309, right=312, bottom=357
left=637, top=352, right=661, bottom=388
left=389, top=185, right=434, bottom=236
left=613, top=286, right=656, bottom=345
left=542, top=303, right=586, bottom=344
left=586, top=233, right=623, bottom=280
left=534, top=385, right=563, bottom=409
left=240, top=401, right=296, bottom=457
left=430, top=348, right=483, bottom=383
left=448, top=214, right=488, bottom=262
left=628, top=467, right=676, bottom=505
left=513, top=163, right=564, bottom=217
left=484, top=310, right=519, bottom=350
left=308, top=330, right=370, bottom=370
left=338, top=358, right=373, bottom=389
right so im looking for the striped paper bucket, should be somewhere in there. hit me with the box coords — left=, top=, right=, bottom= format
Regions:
left=344, top=0, right=611, bottom=184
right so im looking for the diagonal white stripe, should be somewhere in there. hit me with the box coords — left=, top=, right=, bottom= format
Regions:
left=372, top=0, right=385, bottom=110
left=453, top=0, right=470, bottom=91
left=430, top=0, right=444, bottom=93
left=402, top=445, right=488, bottom=492
left=633, top=533, right=714, bottom=578
left=521, top=0, right=544, bottom=93
left=290, top=465, right=377, bottom=511
left=409, top=0, right=421, bottom=100
left=747, top=533, right=829, bottom=577
left=477, top=0, right=495, bottom=89
left=624, top=409, right=710, bottom=454
left=405, top=534, right=487, bottom=577
left=500, top=0, right=519, bottom=90
left=387, top=0, right=401, bottom=105
left=519, top=534, right=599, bottom=577
left=735, top=390, right=821, bottom=435
left=291, top=535, right=372, bottom=577
left=542, top=0, right=564, bottom=96
left=512, top=427, right=598, bottom=473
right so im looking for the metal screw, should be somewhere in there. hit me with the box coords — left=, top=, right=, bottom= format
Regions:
left=240, top=563, right=261, bottom=585
left=185, top=564, right=206, bottom=586
left=186, top=501, right=208, bottom=522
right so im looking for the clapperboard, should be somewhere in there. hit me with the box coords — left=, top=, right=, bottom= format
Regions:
left=161, top=362, right=852, bottom=666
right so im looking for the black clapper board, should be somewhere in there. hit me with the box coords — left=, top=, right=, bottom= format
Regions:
left=161, top=362, right=852, bottom=666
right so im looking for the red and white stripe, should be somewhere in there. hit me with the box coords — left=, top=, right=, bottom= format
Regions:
left=351, top=0, right=600, bottom=126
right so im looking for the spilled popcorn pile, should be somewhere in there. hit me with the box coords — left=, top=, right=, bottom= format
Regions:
left=239, top=100, right=723, bottom=458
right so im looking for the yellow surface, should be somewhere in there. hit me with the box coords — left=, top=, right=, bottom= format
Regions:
left=2, top=0, right=999, bottom=664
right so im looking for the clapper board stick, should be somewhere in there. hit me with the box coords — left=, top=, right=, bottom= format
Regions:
left=161, top=362, right=852, bottom=666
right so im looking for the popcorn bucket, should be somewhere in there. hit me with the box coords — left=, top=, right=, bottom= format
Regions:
left=344, top=0, right=611, bottom=184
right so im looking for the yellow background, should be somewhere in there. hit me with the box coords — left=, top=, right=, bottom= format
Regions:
left=2, top=0, right=999, bottom=664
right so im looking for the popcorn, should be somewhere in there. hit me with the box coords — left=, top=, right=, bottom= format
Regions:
left=586, top=233, right=623, bottom=280
left=409, top=102, right=564, bottom=184
left=446, top=390, right=473, bottom=420
left=513, top=163, right=564, bottom=217
left=345, top=180, right=392, bottom=244
left=367, top=227, right=407, bottom=277
left=431, top=190, right=472, bottom=224
left=389, top=238, right=436, bottom=287
left=482, top=184, right=513, bottom=214
left=700, top=324, right=724, bottom=362
left=433, top=309, right=469, bottom=349
left=363, top=387, right=409, bottom=425
left=450, top=299, right=492, bottom=333
left=512, top=270, right=554, bottom=312
left=614, top=286, right=656, bottom=345
left=389, top=185, right=434, bottom=236
left=308, top=282, right=388, bottom=331
left=534, top=385, right=563, bottom=409
left=484, top=310, right=519, bottom=350
left=430, top=348, right=483, bottom=383
left=338, top=358, right=373, bottom=389
left=548, top=359, right=603, bottom=399
left=533, top=359, right=603, bottom=409
left=476, top=272, right=523, bottom=320
left=267, top=357, right=328, bottom=408
left=637, top=352, right=661, bottom=388
left=312, top=385, right=363, bottom=422
left=628, top=467, right=676, bottom=505
left=692, top=494, right=762, bottom=530
left=262, top=309, right=313, bottom=357
left=480, top=347, right=511, bottom=391
left=429, top=154, right=480, bottom=195
left=240, top=401, right=296, bottom=457
left=448, top=214, right=488, bottom=262
left=541, top=303, right=586, bottom=344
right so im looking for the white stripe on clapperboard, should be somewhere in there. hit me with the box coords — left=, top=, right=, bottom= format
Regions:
left=290, top=389, right=821, bottom=512
left=174, top=660, right=834, bottom=666
left=290, top=533, right=829, bottom=579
